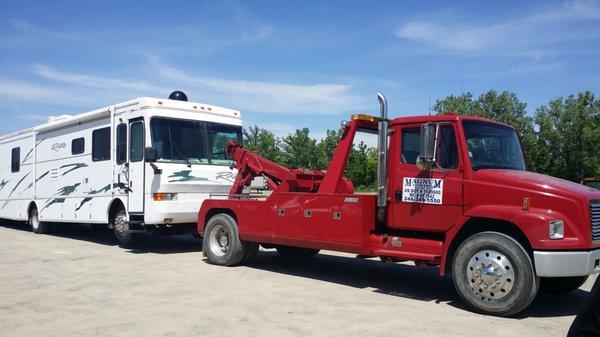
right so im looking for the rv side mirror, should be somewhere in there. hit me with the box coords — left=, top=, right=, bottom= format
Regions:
left=417, top=122, right=437, bottom=170
left=144, top=147, right=157, bottom=163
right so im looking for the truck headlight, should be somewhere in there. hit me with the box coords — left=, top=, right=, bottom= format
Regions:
left=549, top=220, right=564, bottom=239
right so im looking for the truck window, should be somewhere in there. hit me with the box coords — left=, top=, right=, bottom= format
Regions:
left=207, top=122, right=242, bottom=165
left=130, top=122, right=144, bottom=162
left=401, top=125, right=458, bottom=170
left=462, top=121, right=525, bottom=171
left=401, top=128, right=420, bottom=164
left=72, top=137, right=85, bottom=155
left=437, top=125, right=458, bottom=170
left=11, top=147, right=20, bottom=172
left=116, top=124, right=127, bottom=164
left=92, top=127, right=110, bottom=161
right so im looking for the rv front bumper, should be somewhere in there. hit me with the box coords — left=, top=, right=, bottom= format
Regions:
left=534, top=249, right=600, bottom=277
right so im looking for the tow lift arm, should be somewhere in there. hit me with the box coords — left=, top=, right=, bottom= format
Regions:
left=226, top=118, right=378, bottom=196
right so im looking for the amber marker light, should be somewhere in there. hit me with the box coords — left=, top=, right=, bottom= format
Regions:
left=351, top=114, right=380, bottom=123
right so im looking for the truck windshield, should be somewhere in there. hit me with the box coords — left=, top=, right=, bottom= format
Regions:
left=150, top=117, right=242, bottom=166
left=462, top=120, right=525, bottom=171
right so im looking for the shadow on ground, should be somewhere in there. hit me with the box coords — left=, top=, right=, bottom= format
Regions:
left=0, top=220, right=202, bottom=254
left=246, top=250, right=589, bottom=319
left=0, top=220, right=590, bottom=318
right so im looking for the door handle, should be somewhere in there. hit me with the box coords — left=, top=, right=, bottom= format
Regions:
left=395, top=189, right=402, bottom=201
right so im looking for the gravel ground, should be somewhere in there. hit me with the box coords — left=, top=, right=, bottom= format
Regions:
left=0, top=221, right=595, bottom=337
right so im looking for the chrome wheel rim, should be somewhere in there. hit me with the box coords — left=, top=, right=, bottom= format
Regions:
left=114, top=212, right=128, bottom=237
left=30, top=209, right=39, bottom=230
left=209, top=224, right=229, bottom=257
left=467, top=249, right=515, bottom=301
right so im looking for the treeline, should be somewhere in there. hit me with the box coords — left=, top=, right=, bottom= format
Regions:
left=243, top=90, right=599, bottom=190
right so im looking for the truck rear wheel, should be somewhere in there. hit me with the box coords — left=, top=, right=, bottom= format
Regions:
left=452, top=232, right=539, bottom=316
left=276, top=246, right=320, bottom=261
left=540, top=276, right=589, bottom=294
left=203, top=214, right=258, bottom=266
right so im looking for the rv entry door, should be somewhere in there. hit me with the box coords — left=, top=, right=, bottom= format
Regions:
left=128, top=120, right=145, bottom=213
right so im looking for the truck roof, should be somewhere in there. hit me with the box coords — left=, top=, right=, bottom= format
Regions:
left=390, top=114, right=513, bottom=129
left=0, top=97, right=242, bottom=141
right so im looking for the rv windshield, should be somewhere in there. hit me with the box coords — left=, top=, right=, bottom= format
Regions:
left=150, top=118, right=242, bottom=165
left=462, top=120, right=525, bottom=171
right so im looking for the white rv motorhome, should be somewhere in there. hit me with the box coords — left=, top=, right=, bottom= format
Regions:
left=0, top=92, right=241, bottom=244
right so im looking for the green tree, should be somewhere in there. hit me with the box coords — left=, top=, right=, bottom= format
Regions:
left=315, top=129, right=342, bottom=170
left=242, top=125, right=281, bottom=162
left=345, top=142, right=378, bottom=191
left=534, top=91, right=600, bottom=181
left=434, top=90, right=540, bottom=171
left=280, top=128, right=320, bottom=169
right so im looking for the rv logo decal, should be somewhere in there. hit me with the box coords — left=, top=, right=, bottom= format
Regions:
left=51, top=142, right=66, bottom=152
left=0, top=179, right=9, bottom=191
left=168, top=170, right=209, bottom=183
left=216, top=171, right=235, bottom=182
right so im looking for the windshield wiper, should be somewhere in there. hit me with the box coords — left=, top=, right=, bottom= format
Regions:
left=168, top=126, right=192, bottom=168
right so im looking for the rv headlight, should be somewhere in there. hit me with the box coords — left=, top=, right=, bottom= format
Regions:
left=153, top=193, right=176, bottom=201
left=549, top=220, right=564, bottom=239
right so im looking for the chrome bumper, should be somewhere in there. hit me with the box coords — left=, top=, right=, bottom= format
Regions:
left=534, top=249, right=600, bottom=277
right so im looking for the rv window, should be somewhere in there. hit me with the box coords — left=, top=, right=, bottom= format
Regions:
left=207, top=122, right=242, bottom=165
left=130, top=122, right=144, bottom=162
left=11, top=147, right=20, bottom=172
left=92, top=127, right=110, bottom=161
left=72, top=137, right=85, bottom=155
left=116, top=124, right=127, bottom=164
left=150, top=118, right=208, bottom=164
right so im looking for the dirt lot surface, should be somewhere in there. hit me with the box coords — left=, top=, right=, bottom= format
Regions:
left=0, top=221, right=596, bottom=337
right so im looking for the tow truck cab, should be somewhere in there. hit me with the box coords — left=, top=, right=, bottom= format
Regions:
left=198, top=94, right=600, bottom=316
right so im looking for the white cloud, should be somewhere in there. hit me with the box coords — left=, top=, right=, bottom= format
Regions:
left=34, top=64, right=167, bottom=93
left=0, top=79, right=68, bottom=101
left=150, top=59, right=366, bottom=114
left=396, top=0, right=600, bottom=56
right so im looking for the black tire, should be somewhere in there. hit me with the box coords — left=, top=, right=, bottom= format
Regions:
left=452, top=232, right=539, bottom=316
left=203, top=213, right=257, bottom=266
left=29, top=206, right=50, bottom=234
left=540, top=276, right=589, bottom=294
left=113, top=209, right=138, bottom=245
left=276, top=246, right=320, bottom=261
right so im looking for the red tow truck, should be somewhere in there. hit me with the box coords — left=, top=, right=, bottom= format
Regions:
left=197, top=93, right=600, bottom=316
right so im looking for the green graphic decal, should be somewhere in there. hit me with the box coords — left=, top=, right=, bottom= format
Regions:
left=21, top=149, right=33, bottom=164
left=2, top=173, right=31, bottom=209
left=41, top=182, right=81, bottom=211
left=60, top=163, right=88, bottom=175
left=0, top=179, right=9, bottom=191
left=168, top=170, right=209, bottom=182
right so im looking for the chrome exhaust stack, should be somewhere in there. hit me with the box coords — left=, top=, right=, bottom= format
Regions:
left=376, top=92, right=389, bottom=223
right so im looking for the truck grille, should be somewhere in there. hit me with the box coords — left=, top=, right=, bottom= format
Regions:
left=592, top=201, right=600, bottom=241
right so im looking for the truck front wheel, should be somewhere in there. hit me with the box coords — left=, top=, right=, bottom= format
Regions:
left=203, top=214, right=258, bottom=266
left=452, top=232, right=539, bottom=316
left=540, top=276, right=589, bottom=294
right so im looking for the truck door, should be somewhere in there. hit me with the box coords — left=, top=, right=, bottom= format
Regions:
left=127, top=119, right=145, bottom=213
left=388, top=122, right=463, bottom=231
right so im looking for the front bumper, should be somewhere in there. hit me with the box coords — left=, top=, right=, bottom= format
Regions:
left=534, top=249, right=600, bottom=277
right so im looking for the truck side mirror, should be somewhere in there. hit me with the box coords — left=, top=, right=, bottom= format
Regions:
left=417, top=122, right=437, bottom=170
left=144, top=147, right=157, bottom=163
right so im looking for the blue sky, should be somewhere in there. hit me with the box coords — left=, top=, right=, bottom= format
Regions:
left=1, top=0, right=599, bottom=140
